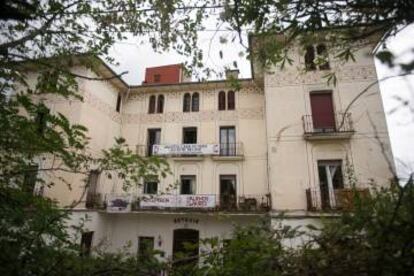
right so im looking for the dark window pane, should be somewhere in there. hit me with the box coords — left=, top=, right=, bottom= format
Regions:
left=192, top=92, right=199, bottom=112
left=218, top=91, right=226, bottom=110
left=23, top=165, right=38, bottom=194
left=183, top=127, right=197, bottom=144
left=305, top=46, right=316, bottom=70
left=180, top=176, right=195, bottom=194
left=86, top=170, right=100, bottom=208
left=116, top=93, right=122, bottom=112
left=35, top=105, right=49, bottom=134
left=144, top=182, right=158, bottom=194
left=148, top=95, right=156, bottom=114
left=157, top=95, right=164, bottom=113
left=227, top=91, right=235, bottom=110
left=80, top=231, right=94, bottom=257
left=138, top=236, right=154, bottom=257
left=183, top=93, right=191, bottom=112
left=316, top=44, right=330, bottom=70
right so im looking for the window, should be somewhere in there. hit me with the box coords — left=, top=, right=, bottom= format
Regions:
left=154, top=74, right=161, bottom=83
left=316, top=44, right=330, bottom=70
left=220, top=175, right=237, bottom=209
left=35, top=105, right=49, bottom=134
left=318, top=160, right=343, bottom=209
left=138, top=236, right=154, bottom=257
left=148, top=95, right=156, bottom=114
left=86, top=170, right=100, bottom=208
left=23, top=165, right=38, bottom=194
left=157, top=95, right=164, bottom=113
left=218, top=91, right=226, bottom=110
left=305, top=45, right=316, bottom=70
left=305, top=44, right=330, bottom=71
left=227, top=91, right=235, bottom=110
left=180, top=175, right=196, bottom=194
left=220, top=126, right=236, bottom=156
left=147, top=129, right=161, bottom=156
left=191, top=92, right=199, bottom=112
left=183, top=127, right=197, bottom=144
left=310, top=91, right=335, bottom=131
left=80, top=231, right=94, bottom=257
left=183, top=93, right=191, bottom=112
left=144, top=181, right=158, bottom=194
left=116, top=93, right=122, bottom=113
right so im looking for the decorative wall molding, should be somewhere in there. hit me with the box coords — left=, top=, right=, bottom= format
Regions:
left=265, top=65, right=377, bottom=87
left=122, top=108, right=264, bottom=125
left=83, top=91, right=121, bottom=123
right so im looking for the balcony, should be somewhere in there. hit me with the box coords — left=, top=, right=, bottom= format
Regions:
left=302, top=113, right=354, bottom=140
left=103, top=193, right=270, bottom=214
left=306, top=187, right=370, bottom=212
left=136, top=143, right=244, bottom=160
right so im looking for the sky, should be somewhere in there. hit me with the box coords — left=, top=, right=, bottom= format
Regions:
left=108, top=25, right=414, bottom=180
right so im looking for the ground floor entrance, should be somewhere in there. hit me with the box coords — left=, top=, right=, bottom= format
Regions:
left=172, top=228, right=199, bottom=268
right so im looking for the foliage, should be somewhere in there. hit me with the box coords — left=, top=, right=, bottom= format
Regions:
left=220, top=0, right=414, bottom=74
left=183, top=179, right=414, bottom=276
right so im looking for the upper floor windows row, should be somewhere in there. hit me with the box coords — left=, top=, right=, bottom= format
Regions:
left=148, top=95, right=164, bottom=114
left=183, top=92, right=199, bottom=112
left=218, top=90, right=235, bottom=111
left=305, top=44, right=330, bottom=71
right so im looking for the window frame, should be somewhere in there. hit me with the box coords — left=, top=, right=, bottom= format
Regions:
left=156, top=95, right=164, bottom=113
left=148, top=95, right=156, bottom=114
left=183, top=93, right=191, bottom=112
left=227, top=90, right=235, bottom=110
left=180, top=175, right=196, bottom=195
left=218, top=91, right=226, bottom=110
left=191, top=92, right=200, bottom=112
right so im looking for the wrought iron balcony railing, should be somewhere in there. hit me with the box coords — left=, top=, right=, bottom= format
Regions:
left=302, top=113, right=354, bottom=137
left=102, top=193, right=270, bottom=213
left=306, top=187, right=370, bottom=212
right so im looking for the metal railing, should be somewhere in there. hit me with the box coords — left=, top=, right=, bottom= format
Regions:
left=102, top=193, right=270, bottom=213
left=302, top=113, right=354, bottom=134
left=306, top=187, right=370, bottom=211
left=219, top=142, right=244, bottom=156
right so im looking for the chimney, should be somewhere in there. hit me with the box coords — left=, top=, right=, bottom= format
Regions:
left=225, top=69, right=240, bottom=80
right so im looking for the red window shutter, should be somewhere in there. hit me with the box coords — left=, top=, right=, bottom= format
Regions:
left=310, top=92, right=335, bottom=130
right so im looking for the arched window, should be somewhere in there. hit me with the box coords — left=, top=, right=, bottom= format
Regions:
left=227, top=91, right=235, bottom=110
left=316, top=44, right=330, bottom=70
left=148, top=95, right=156, bottom=114
left=218, top=91, right=226, bottom=111
left=305, top=46, right=316, bottom=70
left=183, top=93, right=191, bottom=112
left=157, top=95, right=164, bottom=113
left=191, top=92, right=199, bottom=112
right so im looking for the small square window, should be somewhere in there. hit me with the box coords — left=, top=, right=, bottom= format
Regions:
left=154, top=74, right=161, bottom=83
left=144, top=182, right=158, bottom=194
left=180, top=175, right=196, bottom=194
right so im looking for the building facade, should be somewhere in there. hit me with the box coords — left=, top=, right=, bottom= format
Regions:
left=19, top=38, right=394, bottom=259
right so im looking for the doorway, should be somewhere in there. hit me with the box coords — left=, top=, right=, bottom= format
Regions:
left=220, top=126, right=236, bottom=156
left=147, top=128, right=161, bottom=156
left=318, top=160, right=344, bottom=209
left=172, top=229, right=199, bottom=268
left=220, top=175, right=237, bottom=210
